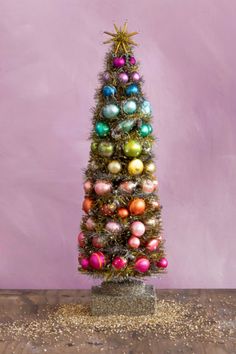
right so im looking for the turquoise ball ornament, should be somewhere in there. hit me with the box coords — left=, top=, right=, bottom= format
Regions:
left=123, top=100, right=137, bottom=115
left=125, top=84, right=139, bottom=96
left=118, top=119, right=136, bottom=133
left=139, top=123, right=153, bottom=137
left=95, top=122, right=110, bottom=137
left=102, top=85, right=116, bottom=97
left=141, top=100, right=152, bottom=115
left=124, top=140, right=142, bottom=157
left=102, top=104, right=120, bottom=119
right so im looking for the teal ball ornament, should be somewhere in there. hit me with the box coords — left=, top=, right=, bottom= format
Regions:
left=102, top=85, right=116, bottom=97
left=125, top=84, right=139, bottom=96
left=141, top=100, right=152, bottom=115
left=123, top=100, right=137, bottom=115
left=95, top=122, right=110, bottom=137
left=98, top=141, right=114, bottom=157
left=139, top=123, right=153, bottom=137
left=102, top=104, right=120, bottom=119
left=124, top=140, right=142, bottom=157
left=118, top=119, right=136, bottom=133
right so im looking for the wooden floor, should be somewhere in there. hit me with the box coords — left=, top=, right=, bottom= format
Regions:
left=0, top=289, right=235, bottom=354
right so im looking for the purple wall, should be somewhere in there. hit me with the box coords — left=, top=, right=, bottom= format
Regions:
left=0, top=0, right=236, bottom=289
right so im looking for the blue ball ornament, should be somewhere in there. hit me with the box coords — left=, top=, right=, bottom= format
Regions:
left=95, top=122, right=110, bottom=137
left=123, top=100, right=137, bottom=115
left=141, top=100, right=152, bottom=115
left=102, top=104, right=120, bottom=119
left=102, top=85, right=116, bottom=97
left=125, top=84, right=139, bottom=96
left=139, top=123, right=153, bottom=137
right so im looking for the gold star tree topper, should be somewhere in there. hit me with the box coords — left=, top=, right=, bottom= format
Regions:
left=104, top=22, right=138, bottom=54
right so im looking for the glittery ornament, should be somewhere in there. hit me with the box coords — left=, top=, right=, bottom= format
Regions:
left=105, top=221, right=121, bottom=234
left=130, top=221, right=145, bottom=237
left=101, top=203, right=116, bottom=216
left=145, top=161, right=156, bottom=173
left=141, top=100, right=152, bottom=115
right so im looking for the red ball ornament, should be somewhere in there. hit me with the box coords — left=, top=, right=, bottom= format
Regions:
left=112, top=256, right=127, bottom=270
left=92, top=236, right=105, bottom=248
left=134, top=257, right=150, bottom=273
left=79, top=257, right=89, bottom=270
left=94, top=180, right=112, bottom=196
left=129, top=198, right=146, bottom=215
left=78, top=232, right=85, bottom=248
left=82, top=197, right=93, bottom=214
left=156, top=257, right=168, bottom=268
left=128, top=236, right=140, bottom=249
left=130, top=221, right=145, bottom=237
left=118, top=208, right=129, bottom=218
left=146, top=239, right=159, bottom=252
left=83, top=180, right=93, bottom=193
left=89, top=251, right=105, bottom=270
left=101, top=204, right=114, bottom=216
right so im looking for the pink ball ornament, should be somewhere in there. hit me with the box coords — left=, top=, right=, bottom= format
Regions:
left=89, top=251, right=106, bottom=270
left=112, top=256, right=127, bottom=270
left=134, top=257, right=150, bottom=273
left=78, top=232, right=85, bottom=248
left=129, top=56, right=136, bottom=65
left=113, top=57, right=125, bottom=68
left=119, top=180, right=137, bottom=193
left=103, top=71, right=110, bottom=82
left=141, top=179, right=156, bottom=194
left=83, top=180, right=93, bottom=193
left=85, top=217, right=95, bottom=230
left=118, top=72, right=129, bottom=83
left=79, top=257, right=89, bottom=270
left=146, top=239, right=159, bottom=252
left=92, top=236, right=105, bottom=248
left=94, top=180, right=112, bottom=196
left=128, top=236, right=140, bottom=249
left=130, top=221, right=145, bottom=237
left=156, top=257, right=168, bottom=268
left=131, top=72, right=140, bottom=82
left=105, top=221, right=121, bottom=234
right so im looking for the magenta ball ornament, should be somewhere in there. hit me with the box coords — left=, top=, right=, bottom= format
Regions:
left=94, top=180, right=112, bottom=196
left=129, top=56, right=136, bottom=65
left=118, top=72, right=129, bottom=83
left=128, top=236, right=140, bottom=249
left=78, top=232, right=85, bottom=248
left=80, top=257, right=89, bottom=270
left=134, top=257, right=150, bottom=273
left=89, top=251, right=106, bottom=270
left=103, top=71, right=110, bottom=82
left=113, top=57, right=125, bottom=68
left=85, top=217, right=95, bottom=230
left=146, top=239, right=159, bottom=252
left=131, top=72, right=140, bottom=82
left=105, top=221, right=121, bottom=234
left=130, top=221, right=145, bottom=237
left=112, top=256, right=127, bottom=270
left=83, top=180, right=93, bottom=193
left=156, top=257, right=168, bottom=268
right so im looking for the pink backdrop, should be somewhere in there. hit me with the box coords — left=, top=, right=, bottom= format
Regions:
left=0, top=0, right=236, bottom=289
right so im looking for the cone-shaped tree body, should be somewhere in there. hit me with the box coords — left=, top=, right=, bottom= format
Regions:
left=78, top=23, right=168, bottom=281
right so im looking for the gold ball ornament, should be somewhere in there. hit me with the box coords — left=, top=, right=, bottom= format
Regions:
left=145, top=161, right=156, bottom=173
left=128, top=159, right=144, bottom=176
left=108, top=160, right=122, bottom=174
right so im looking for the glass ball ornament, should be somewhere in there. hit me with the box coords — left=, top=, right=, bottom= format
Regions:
left=89, top=251, right=105, bottom=270
left=129, top=198, right=146, bottom=215
left=128, top=236, right=140, bottom=249
left=94, top=180, right=112, bottom=196
left=156, top=257, right=168, bottom=268
left=102, top=85, right=116, bottom=97
left=79, top=257, right=90, bottom=270
left=78, top=232, right=85, bottom=247
left=139, top=123, right=153, bottom=137
left=145, top=161, right=156, bottom=173
left=118, top=72, right=129, bottom=83
left=82, top=197, right=93, bottom=214
left=102, top=104, right=120, bottom=119
left=101, top=203, right=116, bottom=216
left=129, top=56, right=136, bottom=65
left=118, top=208, right=129, bottom=218
left=92, top=236, right=105, bottom=248
left=105, top=221, right=121, bottom=234
left=113, top=57, right=126, bottom=68
left=98, top=141, right=114, bottom=157
left=141, top=178, right=157, bottom=193
left=130, top=221, right=145, bottom=237
left=103, top=71, right=110, bottom=82
left=141, top=100, right=152, bottom=115
left=123, top=140, right=142, bottom=158
left=95, top=122, right=110, bottom=137
left=83, top=180, right=93, bottom=193
left=85, top=217, right=96, bottom=230
left=91, top=142, right=98, bottom=152
left=125, top=84, right=139, bottom=96
left=118, top=119, right=136, bottom=133
left=108, top=160, right=122, bottom=174
left=119, top=180, right=137, bottom=193
left=112, top=256, right=127, bottom=270
left=145, top=217, right=158, bottom=228
left=134, top=257, right=150, bottom=273
left=128, top=158, right=144, bottom=176
left=123, top=100, right=137, bottom=115
left=146, top=238, right=159, bottom=252
left=131, top=72, right=140, bottom=82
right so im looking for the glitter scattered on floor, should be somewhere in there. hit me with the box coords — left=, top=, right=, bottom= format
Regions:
left=0, top=298, right=235, bottom=346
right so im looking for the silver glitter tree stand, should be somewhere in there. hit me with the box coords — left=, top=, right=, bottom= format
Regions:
left=91, top=278, right=156, bottom=316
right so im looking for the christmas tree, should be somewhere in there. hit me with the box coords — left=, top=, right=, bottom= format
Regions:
left=78, top=23, right=168, bottom=281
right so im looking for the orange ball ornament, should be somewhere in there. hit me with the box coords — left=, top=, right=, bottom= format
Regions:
left=82, top=197, right=93, bottom=214
left=118, top=208, right=129, bottom=218
left=129, top=198, right=146, bottom=215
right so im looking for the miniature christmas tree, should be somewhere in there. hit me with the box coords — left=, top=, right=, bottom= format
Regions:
left=78, top=23, right=168, bottom=282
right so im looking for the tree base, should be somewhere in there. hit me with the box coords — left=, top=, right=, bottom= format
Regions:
left=91, top=278, right=156, bottom=316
